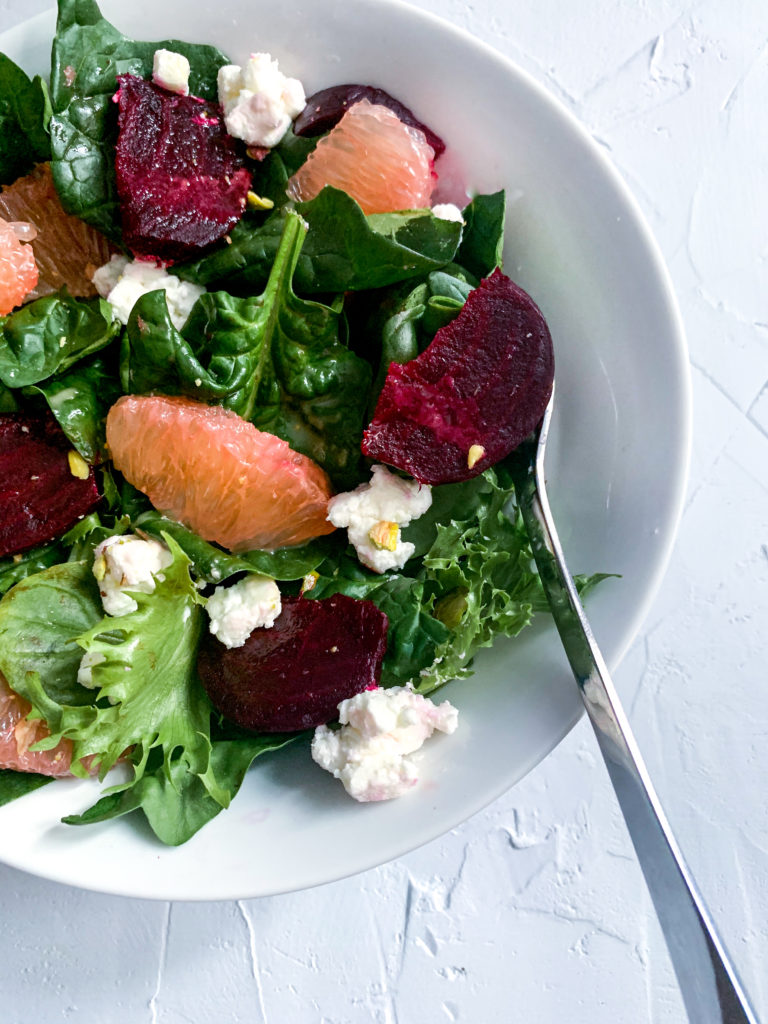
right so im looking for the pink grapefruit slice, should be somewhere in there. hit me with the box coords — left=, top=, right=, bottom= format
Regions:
left=286, top=99, right=436, bottom=215
left=106, top=394, right=337, bottom=551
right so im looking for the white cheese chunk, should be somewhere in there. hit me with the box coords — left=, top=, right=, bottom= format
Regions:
left=92, top=535, right=174, bottom=617
left=152, top=49, right=190, bottom=96
left=431, top=202, right=465, bottom=223
left=92, top=255, right=205, bottom=331
left=327, top=464, right=432, bottom=574
left=217, top=53, right=306, bottom=148
left=311, top=685, right=459, bottom=802
left=76, top=650, right=106, bottom=689
left=206, top=575, right=282, bottom=649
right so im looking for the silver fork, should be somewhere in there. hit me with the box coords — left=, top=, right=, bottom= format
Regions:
left=508, top=386, right=759, bottom=1024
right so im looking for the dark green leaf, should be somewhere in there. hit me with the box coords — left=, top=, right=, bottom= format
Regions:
left=0, top=292, right=119, bottom=389
left=455, top=190, right=506, bottom=278
left=62, top=733, right=299, bottom=845
left=0, top=53, right=51, bottom=185
left=0, top=769, right=53, bottom=807
left=123, top=211, right=372, bottom=486
left=0, top=542, right=64, bottom=596
left=24, top=355, right=122, bottom=461
left=136, top=511, right=339, bottom=583
left=0, top=560, right=103, bottom=706
left=179, top=187, right=463, bottom=295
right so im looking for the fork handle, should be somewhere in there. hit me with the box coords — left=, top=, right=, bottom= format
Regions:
left=512, top=448, right=759, bottom=1024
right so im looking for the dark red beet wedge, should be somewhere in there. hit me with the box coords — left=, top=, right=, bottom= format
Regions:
left=115, top=75, right=252, bottom=262
left=0, top=413, right=101, bottom=557
left=198, top=594, right=388, bottom=733
left=362, top=268, right=554, bottom=484
left=294, top=83, right=446, bottom=157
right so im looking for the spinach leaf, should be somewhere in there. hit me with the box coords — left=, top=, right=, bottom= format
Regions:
left=0, top=560, right=103, bottom=706
left=0, top=381, right=18, bottom=412
left=179, top=187, right=463, bottom=295
left=0, top=53, right=51, bottom=185
left=0, top=542, right=64, bottom=596
left=24, top=355, right=122, bottom=461
left=49, top=0, right=231, bottom=237
left=136, top=511, right=339, bottom=583
left=455, top=190, right=506, bottom=278
left=63, top=733, right=299, bottom=846
left=0, top=770, right=53, bottom=807
left=123, top=211, right=372, bottom=486
left=0, top=292, right=119, bottom=389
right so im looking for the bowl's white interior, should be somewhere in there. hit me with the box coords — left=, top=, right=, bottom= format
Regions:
left=0, top=0, right=690, bottom=900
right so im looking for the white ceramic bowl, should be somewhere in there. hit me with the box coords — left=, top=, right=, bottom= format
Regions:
left=0, top=0, right=690, bottom=899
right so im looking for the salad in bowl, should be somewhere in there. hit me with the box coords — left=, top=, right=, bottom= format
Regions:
left=0, top=0, right=608, bottom=850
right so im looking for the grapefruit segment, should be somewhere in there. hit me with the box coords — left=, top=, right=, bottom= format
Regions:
left=106, top=395, right=337, bottom=551
left=286, top=99, right=435, bottom=215
left=0, top=672, right=73, bottom=776
left=0, top=218, right=38, bottom=315
left=0, top=164, right=117, bottom=301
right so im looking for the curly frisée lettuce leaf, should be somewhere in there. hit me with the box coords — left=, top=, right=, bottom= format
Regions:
left=414, top=470, right=547, bottom=693
left=12, top=537, right=228, bottom=808
left=311, top=469, right=609, bottom=697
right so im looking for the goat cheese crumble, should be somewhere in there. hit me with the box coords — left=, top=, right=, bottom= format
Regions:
left=206, top=575, right=282, bottom=649
left=91, top=535, right=173, bottom=617
left=92, top=255, right=205, bottom=330
left=431, top=202, right=465, bottom=223
left=217, top=53, right=306, bottom=149
left=327, top=464, right=432, bottom=573
left=152, top=49, right=190, bottom=95
left=311, top=685, right=459, bottom=802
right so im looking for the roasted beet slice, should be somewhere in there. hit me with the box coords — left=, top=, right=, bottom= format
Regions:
left=198, top=594, right=388, bottom=733
left=115, top=75, right=252, bottom=262
left=294, top=83, right=445, bottom=157
left=362, top=268, right=554, bottom=484
left=0, top=413, right=101, bottom=557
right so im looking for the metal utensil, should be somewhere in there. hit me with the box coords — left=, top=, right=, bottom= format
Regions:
left=509, top=386, right=759, bottom=1024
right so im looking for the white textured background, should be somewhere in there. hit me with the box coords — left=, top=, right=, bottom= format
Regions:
left=1, top=1, right=767, bottom=1021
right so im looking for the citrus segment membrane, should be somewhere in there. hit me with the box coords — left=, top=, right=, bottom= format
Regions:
left=0, top=164, right=116, bottom=301
left=106, top=394, right=336, bottom=552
